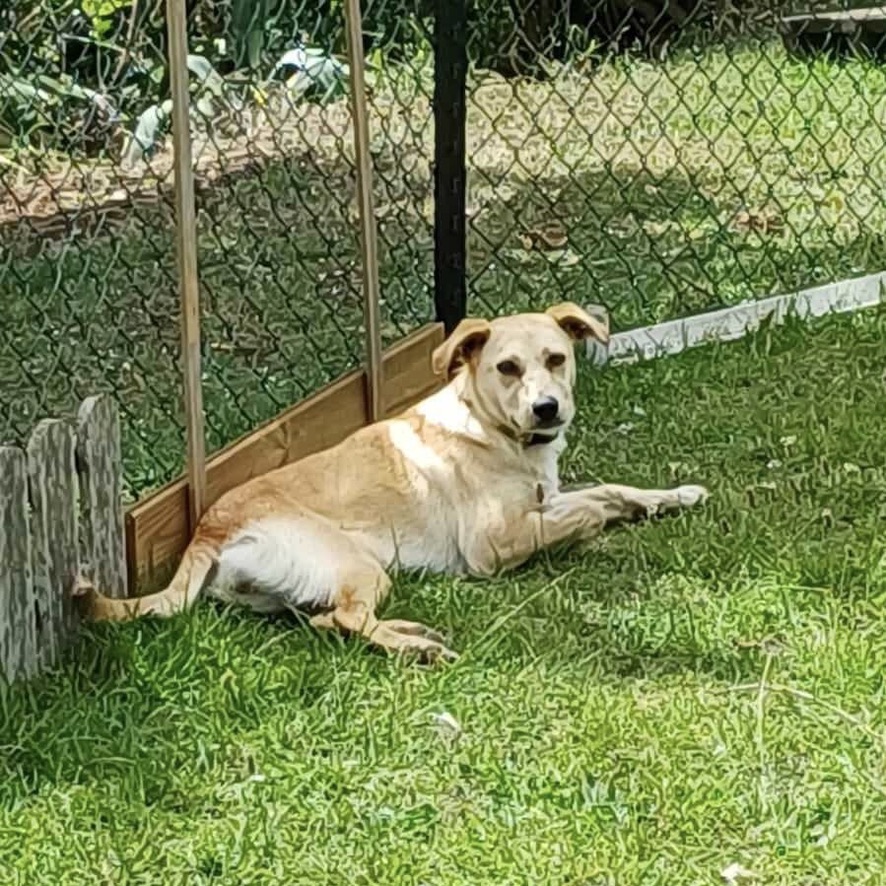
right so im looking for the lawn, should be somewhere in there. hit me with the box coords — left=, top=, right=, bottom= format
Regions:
left=2, top=307, right=885, bottom=884
left=3, top=39, right=886, bottom=501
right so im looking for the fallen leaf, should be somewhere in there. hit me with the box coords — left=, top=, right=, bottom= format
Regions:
left=430, top=711, right=462, bottom=738
left=519, top=221, right=568, bottom=251
left=543, top=248, right=582, bottom=267
left=730, top=206, right=784, bottom=235
left=500, top=248, right=535, bottom=265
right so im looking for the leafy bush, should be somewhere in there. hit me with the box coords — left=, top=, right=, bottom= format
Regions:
left=124, top=47, right=348, bottom=163
left=0, top=0, right=349, bottom=158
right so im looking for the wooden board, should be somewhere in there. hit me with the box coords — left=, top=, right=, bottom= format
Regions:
left=78, top=395, right=128, bottom=598
left=780, top=7, right=886, bottom=57
left=0, top=447, right=36, bottom=682
left=126, top=322, right=446, bottom=590
left=781, top=7, right=886, bottom=31
left=27, top=420, right=80, bottom=669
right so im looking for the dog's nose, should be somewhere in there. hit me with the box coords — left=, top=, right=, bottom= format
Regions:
left=531, top=396, right=559, bottom=424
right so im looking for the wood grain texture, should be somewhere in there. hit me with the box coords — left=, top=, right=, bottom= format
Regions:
left=126, top=322, right=446, bottom=590
left=0, top=446, right=36, bottom=682
left=77, top=395, right=127, bottom=599
left=344, top=0, right=385, bottom=423
left=166, top=0, right=207, bottom=528
left=27, top=419, right=80, bottom=669
left=782, top=7, right=886, bottom=29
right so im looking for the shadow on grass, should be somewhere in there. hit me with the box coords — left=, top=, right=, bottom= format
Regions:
left=386, top=549, right=764, bottom=686
left=0, top=565, right=752, bottom=807
left=6, top=461, right=882, bottom=801
left=0, top=605, right=375, bottom=805
left=466, top=164, right=885, bottom=328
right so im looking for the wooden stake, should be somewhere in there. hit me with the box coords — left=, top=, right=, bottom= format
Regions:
left=343, top=0, right=384, bottom=422
left=166, top=0, right=206, bottom=527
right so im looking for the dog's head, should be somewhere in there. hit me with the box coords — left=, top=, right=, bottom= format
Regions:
left=431, top=302, right=609, bottom=443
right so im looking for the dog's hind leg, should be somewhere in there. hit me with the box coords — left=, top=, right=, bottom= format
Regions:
left=214, top=514, right=456, bottom=662
left=309, top=565, right=458, bottom=664
left=309, top=535, right=456, bottom=662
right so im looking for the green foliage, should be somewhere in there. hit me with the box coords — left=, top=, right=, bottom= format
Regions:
left=81, top=0, right=132, bottom=39
left=0, top=0, right=800, bottom=159
left=122, top=47, right=348, bottom=163
left=0, top=1, right=348, bottom=160
left=0, top=71, right=120, bottom=152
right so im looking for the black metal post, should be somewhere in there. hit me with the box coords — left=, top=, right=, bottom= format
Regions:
left=433, top=0, right=468, bottom=333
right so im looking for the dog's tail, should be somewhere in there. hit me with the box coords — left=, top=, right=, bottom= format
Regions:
left=76, top=542, right=218, bottom=623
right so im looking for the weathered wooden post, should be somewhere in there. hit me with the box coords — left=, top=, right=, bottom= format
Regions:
left=0, top=447, right=36, bottom=681
left=27, top=419, right=80, bottom=668
left=1, top=393, right=127, bottom=683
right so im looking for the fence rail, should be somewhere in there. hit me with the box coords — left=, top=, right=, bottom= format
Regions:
left=0, top=394, right=125, bottom=682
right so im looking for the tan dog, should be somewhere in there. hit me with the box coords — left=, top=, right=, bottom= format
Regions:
left=79, top=303, right=708, bottom=662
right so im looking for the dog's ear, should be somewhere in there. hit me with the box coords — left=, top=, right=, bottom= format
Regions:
left=546, top=302, right=609, bottom=344
left=431, top=318, right=492, bottom=377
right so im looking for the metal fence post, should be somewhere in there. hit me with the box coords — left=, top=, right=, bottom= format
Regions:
left=433, top=0, right=469, bottom=333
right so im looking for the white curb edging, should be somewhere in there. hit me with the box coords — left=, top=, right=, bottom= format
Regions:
left=585, top=270, right=886, bottom=367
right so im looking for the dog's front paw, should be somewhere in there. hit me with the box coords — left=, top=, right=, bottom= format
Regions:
left=676, top=484, right=709, bottom=508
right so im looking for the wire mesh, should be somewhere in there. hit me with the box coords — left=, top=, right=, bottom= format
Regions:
left=2, top=0, right=884, bottom=502
left=0, top=0, right=436, bottom=502
left=461, top=1, right=886, bottom=325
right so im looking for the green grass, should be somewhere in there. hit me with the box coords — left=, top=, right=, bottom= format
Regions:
left=3, top=308, right=886, bottom=884
left=3, top=38, right=886, bottom=500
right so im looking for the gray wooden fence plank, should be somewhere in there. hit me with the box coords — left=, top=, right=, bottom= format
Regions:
left=27, top=420, right=80, bottom=669
left=77, top=395, right=127, bottom=599
left=0, top=447, right=37, bottom=681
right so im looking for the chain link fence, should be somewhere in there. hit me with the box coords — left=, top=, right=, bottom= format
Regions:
left=2, top=0, right=884, bottom=501
left=461, top=1, right=886, bottom=326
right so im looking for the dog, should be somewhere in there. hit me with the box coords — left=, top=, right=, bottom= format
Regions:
left=78, top=303, right=708, bottom=662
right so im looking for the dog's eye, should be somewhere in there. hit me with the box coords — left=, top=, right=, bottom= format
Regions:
left=547, top=353, right=567, bottom=369
left=496, top=360, right=521, bottom=376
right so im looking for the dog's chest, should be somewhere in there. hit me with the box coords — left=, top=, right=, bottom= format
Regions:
left=523, top=439, right=562, bottom=503
left=376, top=421, right=464, bottom=571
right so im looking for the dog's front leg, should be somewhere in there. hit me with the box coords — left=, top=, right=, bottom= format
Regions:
left=566, top=482, right=709, bottom=525
left=465, top=482, right=708, bottom=576
left=464, top=491, right=607, bottom=576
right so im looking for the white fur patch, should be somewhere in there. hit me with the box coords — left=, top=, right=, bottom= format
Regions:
left=213, top=518, right=342, bottom=610
left=527, top=440, right=564, bottom=497
left=381, top=420, right=462, bottom=572
left=388, top=421, right=447, bottom=474
left=415, top=385, right=487, bottom=440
